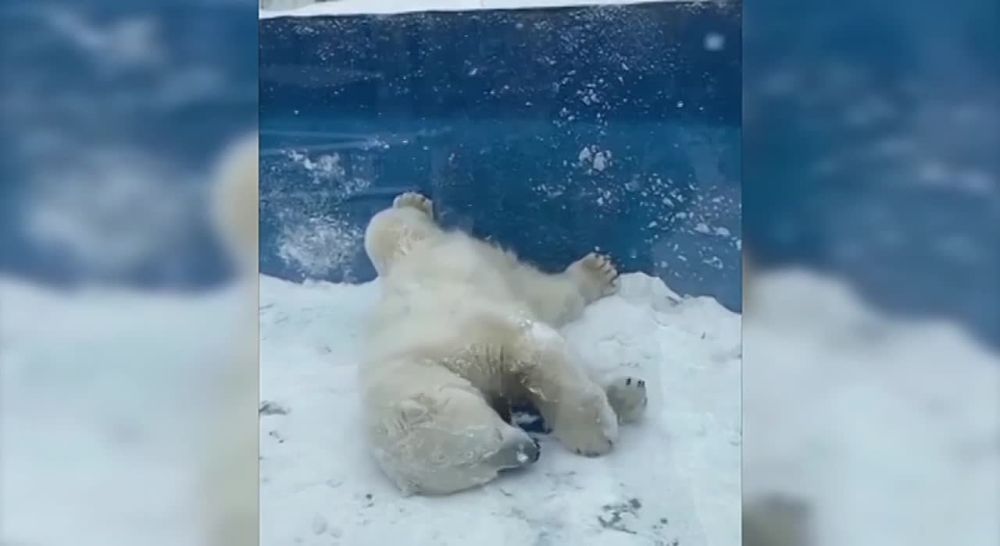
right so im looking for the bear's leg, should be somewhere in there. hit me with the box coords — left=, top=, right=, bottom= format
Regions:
left=369, top=381, right=539, bottom=495
left=364, top=192, right=439, bottom=276
left=507, top=320, right=620, bottom=456
left=506, top=252, right=620, bottom=327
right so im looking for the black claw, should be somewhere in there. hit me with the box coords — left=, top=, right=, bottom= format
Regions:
left=625, top=378, right=632, bottom=386
left=530, top=438, right=542, bottom=462
left=638, top=380, right=645, bottom=388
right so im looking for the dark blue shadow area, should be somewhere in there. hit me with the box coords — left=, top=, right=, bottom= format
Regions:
left=261, top=2, right=742, bottom=311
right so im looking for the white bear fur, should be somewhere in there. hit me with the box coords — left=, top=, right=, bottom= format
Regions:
left=362, top=193, right=626, bottom=495
left=202, top=134, right=259, bottom=545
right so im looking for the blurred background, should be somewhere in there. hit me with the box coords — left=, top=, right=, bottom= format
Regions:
left=742, top=0, right=999, bottom=545
left=0, top=0, right=997, bottom=545
left=0, top=1, right=258, bottom=545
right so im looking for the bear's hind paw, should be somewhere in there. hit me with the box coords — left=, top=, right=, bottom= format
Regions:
left=605, top=376, right=648, bottom=424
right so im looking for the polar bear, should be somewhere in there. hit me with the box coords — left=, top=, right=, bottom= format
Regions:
left=202, top=134, right=260, bottom=546
left=362, top=192, right=648, bottom=495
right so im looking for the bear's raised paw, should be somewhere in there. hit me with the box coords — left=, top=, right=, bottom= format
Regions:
left=568, top=252, right=620, bottom=301
left=393, top=192, right=434, bottom=218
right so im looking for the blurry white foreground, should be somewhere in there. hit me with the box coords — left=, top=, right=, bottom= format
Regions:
left=744, top=269, right=1000, bottom=546
left=0, top=277, right=251, bottom=546
left=0, top=131, right=259, bottom=546
left=260, top=272, right=741, bottom=546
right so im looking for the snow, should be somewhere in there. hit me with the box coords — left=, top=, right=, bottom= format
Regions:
left=703, top=32, right=725, bottom=52
left=260, top=0, right=704, bottom=18
left=744, top=269, right=1000, bottom=546
left=260, top=271, right=741, bottom=546
left=579, top=146, right=613, bottom=173
left=1, top=263, right=994, bottom=545
left=276, top=215, right=363, bottom=278
left=0, top=277, right=250, bottom=546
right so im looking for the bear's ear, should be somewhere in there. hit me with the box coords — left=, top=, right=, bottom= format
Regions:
left=397, top=398, right=429, bottom=425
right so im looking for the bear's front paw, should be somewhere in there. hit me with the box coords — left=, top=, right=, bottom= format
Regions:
left=605, top=376, right=648, bottom=424
left=393, top=192, right=434, bottom=218
left=548, top=389, right=619, bottom=457
left=567, top=252, right=619, bottom=302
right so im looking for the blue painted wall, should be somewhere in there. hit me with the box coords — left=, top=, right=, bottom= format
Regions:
left=260, top=2, right=743, bottom=311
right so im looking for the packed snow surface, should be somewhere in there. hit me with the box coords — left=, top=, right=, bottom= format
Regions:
left=259, top=272, right=742, bottom=546
left=3, top=266, right=995, bottom=546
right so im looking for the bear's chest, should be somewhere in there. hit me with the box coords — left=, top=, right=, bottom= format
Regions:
left=439, top=344, right=526, bottom=400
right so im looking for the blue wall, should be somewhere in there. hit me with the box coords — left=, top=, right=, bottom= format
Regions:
left=260, top=2, right=743, bottom=311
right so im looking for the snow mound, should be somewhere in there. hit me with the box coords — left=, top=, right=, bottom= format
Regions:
left=260, top=271, right=741, bottom=546
left=0, top=277, right=249, bottom=546
left=744, top=269, right=1000, bottom=546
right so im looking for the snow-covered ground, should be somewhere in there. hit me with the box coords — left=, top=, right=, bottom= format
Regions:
left=0, top=277, right=250, bottom=546
left=260, top=272, right=741, bottom=546
left=3, top=267, right=995, bottom=546
left=743, top=270, right=1000, bottom=546
left=260, top=0, right=703, bottom=18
